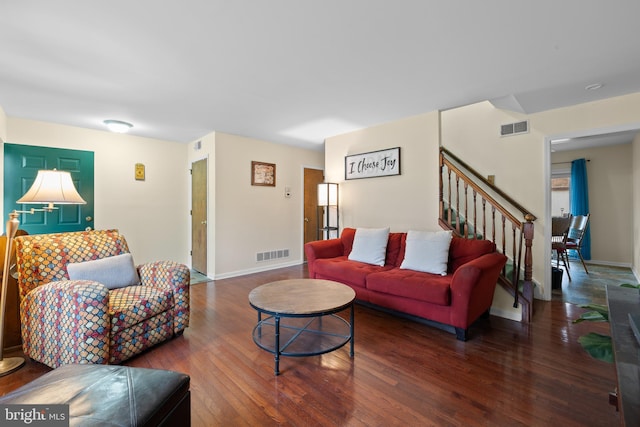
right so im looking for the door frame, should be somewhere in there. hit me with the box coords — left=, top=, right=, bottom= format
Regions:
left=543, top=121, right=640, bottom=300
left=302, top=165, right=324, bottom=261
left=191, top=156, right=209, bottom=275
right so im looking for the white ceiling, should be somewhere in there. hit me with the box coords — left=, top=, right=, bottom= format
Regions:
left=551, top=129, right=638, bottom=152
left=2, top=1, right=640, bottom=151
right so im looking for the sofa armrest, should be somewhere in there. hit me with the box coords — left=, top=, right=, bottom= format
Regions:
left=20, top=280, right=111, bottom=368
left=138, top=261, right=190, bottom=333
left=449, top=252, right=507, bottom=328
left=304, top=238, right=345, bottom=278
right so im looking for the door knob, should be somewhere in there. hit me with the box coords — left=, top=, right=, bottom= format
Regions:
left=85, top=226, right=93, bottom=231
left=201, top=220, right=207, bottom=225
left=86, top=216, right=93, bottom=222
left=304, top=217, right=309, bottom=222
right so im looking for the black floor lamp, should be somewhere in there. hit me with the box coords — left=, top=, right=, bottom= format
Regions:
left=317, top=182, right=339, bottom=240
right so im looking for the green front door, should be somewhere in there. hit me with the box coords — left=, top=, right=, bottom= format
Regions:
left=4, top=143, right=94, bottom=235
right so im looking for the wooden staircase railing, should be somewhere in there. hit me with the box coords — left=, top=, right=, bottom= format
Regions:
left=439, top=147, right=536, bottom=323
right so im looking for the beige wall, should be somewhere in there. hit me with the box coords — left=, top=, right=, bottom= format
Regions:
left=188, top=131, right=324, bottom=279
left=534, top=93, right=640, bottom=289
left=325, top=105, right=522, bottom=320
left=4, top=116, right=324, bottom=279
left=325, top=110, right=524, bottom=320
left=633, top=133, right=640, bottom=279
left=4, top=118, right=190, bottom=265
left=441, top=102, right=539, bottom=318
left=442, top=93, right=640, bottom=301
left=6, top=90, right=640, bottom=314
left=327, top=93, right=640, bottom=317
left=325, top=112, right=440, bottom=231
left=534, top=93, right=640, bottom=135
left=551, top=143, right=633, bottom=266
left=0, top=106, right=6, bottom=142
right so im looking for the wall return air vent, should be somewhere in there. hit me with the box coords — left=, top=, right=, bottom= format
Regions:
left=500, top=120, right=529, bottom=137
left=256, top=249, right=290, bottom=262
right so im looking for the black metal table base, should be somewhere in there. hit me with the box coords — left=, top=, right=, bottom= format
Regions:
left=252, top=304, right=354, bottom=375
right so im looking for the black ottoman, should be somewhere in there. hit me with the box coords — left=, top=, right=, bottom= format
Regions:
left=0, top=364, right=190, bottom=426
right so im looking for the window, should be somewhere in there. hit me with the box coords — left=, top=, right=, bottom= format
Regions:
left=551, top=174, right=570, bottom=216
left=551, top=177, right=570, bottom=190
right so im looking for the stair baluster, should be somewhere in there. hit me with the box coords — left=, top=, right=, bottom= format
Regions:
left=438, top=147, right=536, bottom=323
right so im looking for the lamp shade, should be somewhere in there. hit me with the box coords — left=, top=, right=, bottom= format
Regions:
left=318, top=183, right=338, bottom=206
left=17, top=170, right=87, bottom=205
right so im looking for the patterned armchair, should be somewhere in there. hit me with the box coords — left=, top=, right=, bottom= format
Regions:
left=14, top=229, right=190, bottom=368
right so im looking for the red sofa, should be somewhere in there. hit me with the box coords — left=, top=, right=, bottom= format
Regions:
left=304, top=228, right=507, bottom=340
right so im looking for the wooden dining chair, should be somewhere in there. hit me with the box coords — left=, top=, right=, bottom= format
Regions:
left=551, top=215, right=572, bottom=281
left=566, top=213, right=591, bottom=274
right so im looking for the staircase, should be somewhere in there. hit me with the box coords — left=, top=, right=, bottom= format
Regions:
left=439, top=147, right=536, bottom=323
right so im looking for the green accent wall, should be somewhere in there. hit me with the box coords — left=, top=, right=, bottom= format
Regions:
left=4, top=143, right=94, bottom=235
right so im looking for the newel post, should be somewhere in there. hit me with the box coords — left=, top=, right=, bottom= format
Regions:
left=523, top=214, right=535, bottom=284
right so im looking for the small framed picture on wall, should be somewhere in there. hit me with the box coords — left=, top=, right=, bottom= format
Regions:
left=251, top=161, right=276, bottom=187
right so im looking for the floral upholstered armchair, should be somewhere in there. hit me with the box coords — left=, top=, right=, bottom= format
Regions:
left=14, top=229, right=190, bottom=368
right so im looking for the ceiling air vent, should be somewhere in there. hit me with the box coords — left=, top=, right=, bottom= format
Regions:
left=500, top=120, right=529, bottom=137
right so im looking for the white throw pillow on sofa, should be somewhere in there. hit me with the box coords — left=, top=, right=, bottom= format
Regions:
left=67, top=253, right=141, bottom=290
left=348, top=227, right=390, bottom=266
left=400, top=230, right=453, bottom=275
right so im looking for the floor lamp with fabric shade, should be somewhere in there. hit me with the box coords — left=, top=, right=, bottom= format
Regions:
left=317, top=183, right=339, bottom=239
left=0, top=169, right=86, bottom=376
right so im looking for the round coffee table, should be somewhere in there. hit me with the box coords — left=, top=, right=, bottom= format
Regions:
left=248, top=279, right=355, bottom=375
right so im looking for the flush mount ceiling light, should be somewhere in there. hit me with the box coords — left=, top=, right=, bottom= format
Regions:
left=585, top=83, right=603, bottom=91
left=103, top=119, right=133, bottom=133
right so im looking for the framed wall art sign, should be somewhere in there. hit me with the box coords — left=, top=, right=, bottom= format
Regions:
left=135, top=163, right=145, bottom=181
left=345, top=147, right=401, bottom=180
left=251, top=161, right=276, bottom=186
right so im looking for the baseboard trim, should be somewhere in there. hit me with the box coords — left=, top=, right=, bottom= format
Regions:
left=490, top=306, right=522, bottom=322
left=581, top=259, right=632, bottom=268
left=214, top=260, right=302, bottom=280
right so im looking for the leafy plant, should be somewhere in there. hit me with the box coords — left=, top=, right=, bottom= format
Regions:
left=573, top=303, right=608, bottom=323
left=577, top=333, right=613, bottom=363
left=572, top=283, right=639, bottom=363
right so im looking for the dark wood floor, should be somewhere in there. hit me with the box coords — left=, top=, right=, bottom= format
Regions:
left=0, top=265, right=620, bottom=426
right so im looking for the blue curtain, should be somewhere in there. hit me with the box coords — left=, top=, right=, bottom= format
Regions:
left=570, top=158, right=590, bottom=259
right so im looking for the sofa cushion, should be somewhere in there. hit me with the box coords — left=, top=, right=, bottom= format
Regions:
left=366, top=269, right=452, bottom=306
left=348, top=227, right=390, bottom=266
left=67, top=253, right=141, bottom=290
left=314, top=256, right=393, bottom=288
left=341, top=228, right=404, bottom=266
left=109, top=285, right=174, bottom=332
left=340, top=228, right=357, bottom=254
left=15, top=229, right=129, bottom=299
left=400, top=230, right=452, bottom=275
left=448, top=237, right=496, bottom=273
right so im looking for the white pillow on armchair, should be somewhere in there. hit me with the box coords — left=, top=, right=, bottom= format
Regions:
left=67, top=253, right=141, bottom=290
